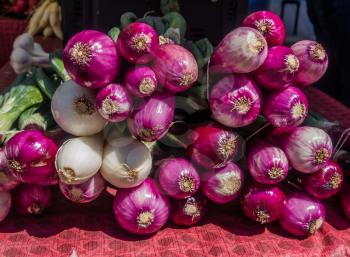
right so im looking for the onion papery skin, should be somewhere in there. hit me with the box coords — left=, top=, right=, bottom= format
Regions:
left=247, top=140, right=288, bottom=184
left=158, top=158, right=200, bottom=199
left=124, top=66, right=158, bottom=98
left=187, top=124, right=242, bottom=169
left=0, top=191, right=11, bottom=222
left=63, top=30, right=120, bottom=88
left=263, top=86, right=309, bottom=127
left=303, top=161, right=343, bottom=199
left=5, top=130, right=58, bottom=185
left=117, top=22, right=158, bottom=64
left=279, top=192, right=325, bottom=236
left=170, top=192, right=207, bottom=226
left=128, top=92, right=175, bottom=142
left=272, top=126, right=333, bottom=173
left=242, top=10, right=286, bottom=47
left=0, top=149, right=19, bottom=191
left=339, top=181, right=350, bottom=219
left=153, top=44, right=198, bottom=92
left=209, top=74, right=261, bottom=128
left=96, top=83, right=132, bottom=122
left=55, top=134, right=104, bottom=185
left=242, top=184, right=286, bottom=224
left=51, top=80, right=107, bottom=136
left=210, top=27, right=268, bottom=74
left=113, top=178, right=170, bottom=235
left=101, top=137, right=152, bottom=188
left=59, top=172, right=106, bottom=203
left=12, top=184, right=52, bottom=216
left=291, top=40, right=328, bottom=86
left=254, top=46, right=300, bottom=90
left=201, top=162, right=244, bottom=204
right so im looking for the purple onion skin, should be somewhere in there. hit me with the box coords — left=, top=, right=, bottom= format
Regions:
left=201, top=162, right=244, bottom=204
left=128, top=91, right=175, bottom=142
left=5, top=130, right=58, bottom=185
left=113, top=178, right=170, bottom=235
left=339, top=181, right=350, bottom=219
left=117, top=22, right=159, bottom=64
left=170, top=192, right=207, bottom=226
left=0, top=149, right=19, bottom=191
left=187, top=124, right=243, bottom=169
left=303, top=161, right=343, bottom=199
left=270, top=127, right=333, bottom=173
left=242, top=184, right=286, bottom=224
left=12, top=184, right=52, bottom=216
left=124, top=66, right=158, bottom=98
left=263, top=86, right=309, bottom=127
left=0, top=191, right=11, bottom=222
left=242, top=11, right=286, bottom=47
left=153, top=44, right=198, bottom=92
left=255, top=46, right=300, bottom=90
left=210, top=27, right=268, bottom=74
left=247, top=140, right=288, bottom=184
left=96, top=83, right=132, bottom=122
left=59, top=172, right=106, bottom=203
left=279, top=192, right=325, bottom=236
left=63, top=30, right=120, bottom=88
left=291, top=40, right=328, bottom=87
left=209, top=74, right=261, bottom=128
left=158, top=158, right=200, bottom=199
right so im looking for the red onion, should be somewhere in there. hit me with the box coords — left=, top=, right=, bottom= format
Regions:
left=270, top=127, right=333, bottom=173
left=12, top=184, right=52, bottom=215
left=242, top=184, right=286, bottom=224
left=263, top=86, right=308, bottom=127
left=153, top=44, right=198, bottom=92
left=242, top=11, right=286, bottom=46
left=210, top=27, right=267, bottom=73
left=63, top=30, right=120, bottom=88
left=209, top=74, right=261, bottom=128
left=0, top=191, right=11, bottom=222
left=124, top=66, right=158, bottom=97
left=128, top=91, right=175, bottom=142
left=291, top=40, right=328, bottom=86
left=113, top=178, right=169, bottom=235
left=59, top=172, right=106, bottom=203
left=95, top=83, right=132, bottom=122
left=117, top=22, right=158, bottom=64
left=303, top=161, right=343, bottom=199
left=0, top=149, right=19, bottom=191
left=279, top=192, right=325, bottom=236
left=339, top=181, right=350, bottom=219
left=5, top=130, right=58, bottom=185
left=187, top=124, right=243, bottom=169
left=247, top=140, right=288, bottom=184
left=201, top=162, right=244, bottom=204
left=170, top=192, right=207, bottom=226
left=158, top=158, right=200, bottom=199
left=254, top=46, right=300, bottom=90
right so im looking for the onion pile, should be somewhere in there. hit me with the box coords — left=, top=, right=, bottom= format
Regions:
left=2, top=7, right=341, bottom=239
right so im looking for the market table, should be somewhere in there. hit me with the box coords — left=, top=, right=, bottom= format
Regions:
left=1, top=58, right=350, bottom=257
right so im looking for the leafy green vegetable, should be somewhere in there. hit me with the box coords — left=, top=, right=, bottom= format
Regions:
left=162, top=12, right=187, bottom=39
left=49, top=50, right=70, bottom=82
left=108, top=27, right=121, bottom=43
left=35, top=68, right=58, bottom=99
left=138, top=16, right=166, bottom=35
left=0, top=73, right=44, bottom=131
left=120, top=12, right=138, bottom=29
left=18, top=103, right=55, bottom=131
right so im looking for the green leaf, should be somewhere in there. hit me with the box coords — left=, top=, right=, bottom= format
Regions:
left=35, top=68, right=58, bottom=99
left=160, top=0, right=180, bottom=15
left=108, top=27, right=121, bottom=43
left=49, top=50, right=70, bottom=82
left=120, top=12, right=138, bottom=29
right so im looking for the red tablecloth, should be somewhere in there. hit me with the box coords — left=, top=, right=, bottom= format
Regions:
left=1, top=58, right=350, bottom=257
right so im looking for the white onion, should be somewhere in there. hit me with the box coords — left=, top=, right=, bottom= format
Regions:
left=0, top=191, right=11, bottom=222
left=101, top=137, right=152, bottom=188
left=55, top=134, right=104, bottom=184
left=51, top=80, right=107, bottom=136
